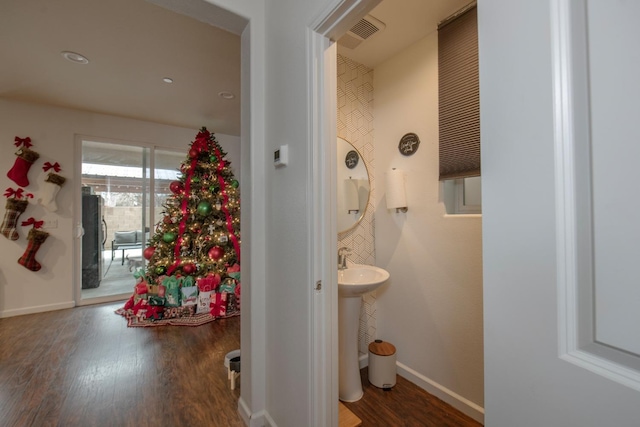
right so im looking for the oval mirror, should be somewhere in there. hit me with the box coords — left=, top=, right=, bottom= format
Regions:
left=337, top=137, right=371, bottom=234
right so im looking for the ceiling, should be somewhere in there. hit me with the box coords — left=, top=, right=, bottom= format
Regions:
left=0, top=0, right=470, bottom=137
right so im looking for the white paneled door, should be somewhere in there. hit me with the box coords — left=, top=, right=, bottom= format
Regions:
left=480, top=0, right=640, bottom=425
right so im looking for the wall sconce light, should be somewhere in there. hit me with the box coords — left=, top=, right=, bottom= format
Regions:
left=385, top=168, right=408, bottom=213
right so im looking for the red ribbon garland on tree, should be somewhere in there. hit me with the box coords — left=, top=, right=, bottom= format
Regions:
left=166, top=130, right=241, bottom=275
left=21, top=217, right=44, bottom=229
left=214, top=146, right=241, bottom=263
left=43, top=162, right=61, bottom=172
left=14, top=136, right=32, bottom=148
left=166, top=133, right=210, bottom=276
left=166, top=154, right=199, bottom=276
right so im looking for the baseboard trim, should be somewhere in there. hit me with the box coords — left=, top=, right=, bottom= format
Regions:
left=357, top=352, right=484, bottom=424
left=238, top=397, right=268, bottom=427
left=358, top=352, right=368, bottom=369
left=0, top=301, right=75, bottom=318
left=263, top=411, right=277, bottom=427
left=396, top=361, right=485, bottom=424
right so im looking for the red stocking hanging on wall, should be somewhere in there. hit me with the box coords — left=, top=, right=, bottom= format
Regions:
left=18, top=217, right=49, bottom=272
left=7, top=137, right=40, bottom=188
left=1, top=188, right=33, bottom=240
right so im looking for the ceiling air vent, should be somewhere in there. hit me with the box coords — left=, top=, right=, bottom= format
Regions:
left=338, top=14, right=386, bottom=50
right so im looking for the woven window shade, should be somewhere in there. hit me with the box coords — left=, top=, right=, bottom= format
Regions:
left=438, top=4, right=480, bottom=180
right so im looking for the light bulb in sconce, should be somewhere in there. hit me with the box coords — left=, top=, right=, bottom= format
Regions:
left=385, top=168, right=408, bottom=213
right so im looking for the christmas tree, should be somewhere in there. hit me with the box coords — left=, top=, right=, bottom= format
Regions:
left=120, top=127, right=241, bottom=324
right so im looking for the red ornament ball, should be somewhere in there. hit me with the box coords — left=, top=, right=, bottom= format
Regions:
left=208, top=246, right=224, bottom=260
left=183, top=263, right=197, bottom=275
left=189, top=147, right=200, bottom=159
left=163, top=216, right=172, bottom=224
left=143, top=246, right=156, bottom=260
left=169, top=181, right=184, bottom=194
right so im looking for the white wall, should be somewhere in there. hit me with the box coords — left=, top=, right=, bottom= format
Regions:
left=0, top=98, right=239, bottom=318
left=373, top=31, right=484, bottom=420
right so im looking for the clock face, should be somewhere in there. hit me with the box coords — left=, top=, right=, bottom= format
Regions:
left=345, top=150, right=360, bottom=169
left=398, top=133, right=420, bottom=156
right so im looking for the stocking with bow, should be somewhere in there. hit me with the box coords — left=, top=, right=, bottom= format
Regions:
left=38, top=162, right=66, bottom=212
left=1, top=188, right=32, bottom=240
left=18, top=218, right=49, bottom=272
left=7, top=137, right=40, bottom=187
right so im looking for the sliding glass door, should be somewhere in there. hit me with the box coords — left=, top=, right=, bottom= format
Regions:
left=79, top=138, right=182, bottom=304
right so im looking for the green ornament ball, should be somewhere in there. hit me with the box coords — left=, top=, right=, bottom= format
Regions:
left=155, top=265, right=167, bottom=275
left=163, top=232, right=177, bottom=243
left=197, top=201, right=213, bottom=217
left=209, top=186, right=217, bottom=192
left=231, top=180, right=239, bottom=188
left=210, top=155, right=218, bottom=163
left=192, top=176, right=200, bottom=183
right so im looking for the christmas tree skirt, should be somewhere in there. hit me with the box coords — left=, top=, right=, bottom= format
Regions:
left=115, top=307, right=238, bottom=328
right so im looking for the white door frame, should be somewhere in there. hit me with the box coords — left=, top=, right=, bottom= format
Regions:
left=307, top=1, right=381, bottom=425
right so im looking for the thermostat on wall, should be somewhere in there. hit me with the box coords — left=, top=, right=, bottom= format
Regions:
left=274, top=145, right=288, bottom=168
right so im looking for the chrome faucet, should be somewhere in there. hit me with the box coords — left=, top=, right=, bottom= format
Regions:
left=338, top=247, right=351, bottom=270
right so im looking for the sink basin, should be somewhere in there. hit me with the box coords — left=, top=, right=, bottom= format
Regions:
left=338, top=264, right=390, bottom=297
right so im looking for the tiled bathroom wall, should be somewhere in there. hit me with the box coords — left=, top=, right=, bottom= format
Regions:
left=337, top=54, right=377, bottom=355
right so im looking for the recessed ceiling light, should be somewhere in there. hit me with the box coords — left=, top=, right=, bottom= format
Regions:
left=218, top=91, right=235, bottom=100
left=61, top=51, right=89, bottom=64
left=163, top=77, right=174, bottom=83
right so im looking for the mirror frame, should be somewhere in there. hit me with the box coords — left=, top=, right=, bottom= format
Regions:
left=337, top=137, right=371, bottom=234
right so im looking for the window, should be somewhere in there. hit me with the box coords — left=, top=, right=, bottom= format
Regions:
left=438, top=2, right=480, bottom=214
left=443, top=177, right=481, bottom=214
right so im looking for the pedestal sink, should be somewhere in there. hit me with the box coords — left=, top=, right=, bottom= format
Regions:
left=338, top=264, right=390, bottom=402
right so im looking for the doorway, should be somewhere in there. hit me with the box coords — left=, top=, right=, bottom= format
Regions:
left=78, top=137, right=183, bottom=304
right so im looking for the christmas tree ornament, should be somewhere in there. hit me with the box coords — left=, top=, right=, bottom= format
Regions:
left=196, top=201, right=212, bottom=217
left=7, top=137, right=40, bottom=188
left=169, top=181, right=184, bottom=194
left=155, top=265, right=167, bottom=275
left=1, top=188, right=32, bottom=240
left=183, top=262, right=197, bottom=275
left=143, top=246, right=156, bottom=260
left=189, top=147, right=200, bottom=159
left=38, top=162, right=66, bottom=212
left=231, top=180, right=239, bottom=188
left=18, top=218, right=48, bottom=271
left=162, top=232, right=177, bottom=243
left=208, top=246, right=224, bottom=260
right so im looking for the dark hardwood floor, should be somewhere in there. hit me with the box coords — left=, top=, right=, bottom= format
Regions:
left=342, top=368, right=483, bottom=427
left=1, top=302, right=483, bottom=427
left=0, top=302, right=243, bottom=427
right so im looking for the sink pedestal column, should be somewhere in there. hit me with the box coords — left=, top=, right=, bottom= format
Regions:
left=338, top=295, right=364, bottom=402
